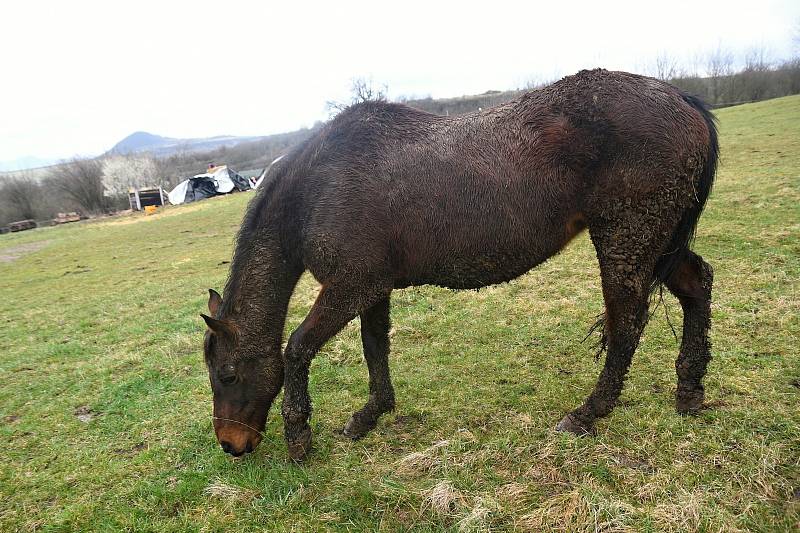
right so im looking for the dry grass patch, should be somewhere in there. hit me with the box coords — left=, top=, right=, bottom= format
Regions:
left=203, top=478, right=259, bottom=503
left=396, top=440, right=451, bottom=476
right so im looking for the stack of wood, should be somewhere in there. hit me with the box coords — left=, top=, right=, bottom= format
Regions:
left=54, top=212, right=82, bottom=225
left=8, top=219, right=37, bottom=232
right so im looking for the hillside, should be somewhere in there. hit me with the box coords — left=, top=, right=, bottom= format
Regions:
left=0, top=96, right=798, bottom=531
left=109, top=131, right=172, bottom=154
left=108, top=130, right=270, bottom=157
left=0, top=155, right=60, bottom=173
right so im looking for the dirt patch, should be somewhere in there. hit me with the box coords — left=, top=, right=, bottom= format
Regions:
left=113, top=442, right=147, bottom=456
left=96, top=200, right=219, bottom=227
left=392, top=413, right=426, bottom=428
left=62, top=266, right=92, bottom=276
left=610, top=452, right=655, bottom=473
left=74, top=406, right=96, bottom=423
left=0, top=241, right=50, bottom=263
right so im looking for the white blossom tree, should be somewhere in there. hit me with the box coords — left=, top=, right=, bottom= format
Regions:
left=102, top=154, right=160, bottom=195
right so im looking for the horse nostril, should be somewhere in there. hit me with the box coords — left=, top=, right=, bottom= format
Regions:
left=245, top=441, right=253, bottom=453
left=220, top=440, right=233, bottom=454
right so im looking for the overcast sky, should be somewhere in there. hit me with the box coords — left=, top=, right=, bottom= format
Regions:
left=1, top=0, right=798, bottom=167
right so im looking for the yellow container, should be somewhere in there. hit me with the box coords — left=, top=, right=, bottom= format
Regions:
left=144, top=205, right=158, bottom=215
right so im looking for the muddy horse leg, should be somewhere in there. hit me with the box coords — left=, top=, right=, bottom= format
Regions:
left=282, top=281, right=390, bottom=460
left=665, top=251, right=713, bottom=413
left=557, top=216, right=663, bottom=436
left=343, top=296, right=396, bottom=439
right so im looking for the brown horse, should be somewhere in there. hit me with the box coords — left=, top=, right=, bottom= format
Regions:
left=202, top=69, right=718, bottom=461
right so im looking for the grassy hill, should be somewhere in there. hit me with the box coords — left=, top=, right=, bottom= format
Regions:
left=1, top=96, right=798, bottom=531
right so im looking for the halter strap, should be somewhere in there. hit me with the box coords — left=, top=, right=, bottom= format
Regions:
left=211, top=416, right=264, bottom=437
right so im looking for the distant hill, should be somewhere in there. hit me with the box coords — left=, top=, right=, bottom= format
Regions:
left=0, top=155, right=60, bottom=173
left=110, top=132, right=171, bottom=154
left=108, top=131, right=269, bottom=157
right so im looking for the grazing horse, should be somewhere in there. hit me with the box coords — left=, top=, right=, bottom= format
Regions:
left=201, top=69, right=718, bottom=461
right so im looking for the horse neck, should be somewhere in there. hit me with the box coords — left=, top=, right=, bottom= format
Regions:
left=221, top=234, right=299, bottom=354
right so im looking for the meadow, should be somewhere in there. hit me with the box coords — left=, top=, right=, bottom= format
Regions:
left=1, top=96, right=798, bottom=532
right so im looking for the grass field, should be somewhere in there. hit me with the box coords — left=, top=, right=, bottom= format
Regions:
left=1, top=96, right=799, bottom=532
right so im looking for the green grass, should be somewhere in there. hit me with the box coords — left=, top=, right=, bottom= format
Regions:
left=1, top=95, right=799, bottom=532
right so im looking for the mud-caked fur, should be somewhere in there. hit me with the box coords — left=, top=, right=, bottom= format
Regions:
left=201, top=69, right=718, bottom=460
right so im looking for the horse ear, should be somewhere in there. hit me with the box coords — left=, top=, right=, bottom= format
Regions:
left=201, top=314, right=235, bottom=337
left=208, top=289, right=223, bottom=316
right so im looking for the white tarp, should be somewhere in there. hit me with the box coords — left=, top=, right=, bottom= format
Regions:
left=167, top=166, right=240, bottom=205
left=167, top=180, right=190, bottom=205
left=254, top=155, right=285, bottom=189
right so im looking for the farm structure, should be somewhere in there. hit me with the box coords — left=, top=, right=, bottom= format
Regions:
left=128, top=187, right=166, bottom=211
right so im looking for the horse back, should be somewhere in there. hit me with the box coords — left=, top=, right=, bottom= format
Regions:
left=283, top=70, right=712, bottom=288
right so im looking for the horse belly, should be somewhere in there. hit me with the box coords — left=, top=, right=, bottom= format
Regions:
left=395, top=233, right=564, bottom=290
left=431, top=252, right=545, bottom=289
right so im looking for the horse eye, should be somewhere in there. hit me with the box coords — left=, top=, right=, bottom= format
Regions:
left=218, top=364, right=237, bottom=385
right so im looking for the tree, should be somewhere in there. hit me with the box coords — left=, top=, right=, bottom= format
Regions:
left=47, top=157, right=110, bottom=214
left=740, top=47, right=772, bottom=101
left=0, top=174, right=43, bottom=220
left=349, top=76, right=388, bottom=103
left=653, top=52, right=679, bottom=81
left=102, top=154, right=160, bottom=195
left=706, top=46, right=734, bottom=104
left=326, top=76, right=388, bottom=114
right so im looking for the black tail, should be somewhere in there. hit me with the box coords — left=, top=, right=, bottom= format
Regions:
left=651, top=92, right=719, bottom=291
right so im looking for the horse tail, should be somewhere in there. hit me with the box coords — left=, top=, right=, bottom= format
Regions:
left=651, top=92, right=719, bottom=292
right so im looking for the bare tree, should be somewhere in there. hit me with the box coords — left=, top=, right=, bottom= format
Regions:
left=0, top=173, right=43, bottom=220
left=781, top=57, right=800, bottom=95
left=327, top=76, right=388, bottom=113
left=740, top=46, right=773, bottom=101
left=349, top=77, right=388, bottom=103
left=47, top=157, right=111, bottom=214
left=654, top=52, right=679, bottom=81
left=524, top=73, right=557, bottom=90
left=706, top=46, right=734, bottom=104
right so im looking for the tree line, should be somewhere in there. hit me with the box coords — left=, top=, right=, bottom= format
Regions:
left=402, top=52, right=800, bottom=114
left=653, top=50, right=800, bottom=106
left=0, top=127, right=317, bottom=227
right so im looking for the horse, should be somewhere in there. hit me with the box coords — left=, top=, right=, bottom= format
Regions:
left=201, top=69, right=718, bottom=461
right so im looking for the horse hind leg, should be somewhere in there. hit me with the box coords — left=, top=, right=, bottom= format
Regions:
left=557, top=206, right=669, bottom=436
left=343, top=296, right=396, bottom=439
left=665, top=250, right=713, bottom=414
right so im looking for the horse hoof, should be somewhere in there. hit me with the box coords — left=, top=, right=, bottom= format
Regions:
left=676, top=390, right=705, bottom=415
left=342, top=414, right=375, bottom=440
left=555, top=414, right=595, bottom=436
left=286, top=426, right=312, bottom=462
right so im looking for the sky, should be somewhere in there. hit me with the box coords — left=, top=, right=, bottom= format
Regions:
left=1, top=0, right=798, bottom=168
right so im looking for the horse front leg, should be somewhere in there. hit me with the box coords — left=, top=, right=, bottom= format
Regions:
left=282, top=281, right=390, bottom=461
